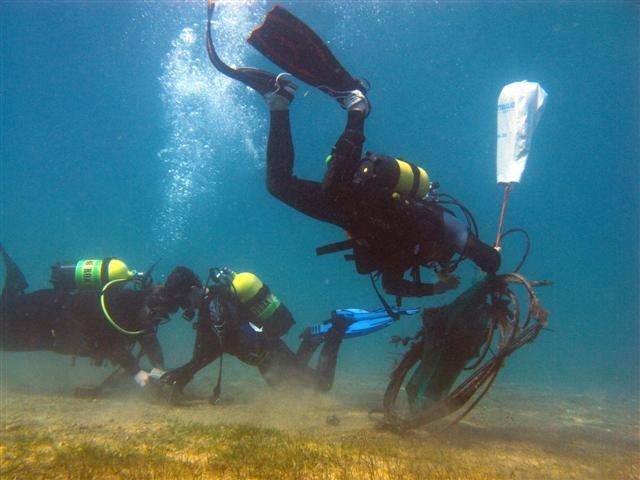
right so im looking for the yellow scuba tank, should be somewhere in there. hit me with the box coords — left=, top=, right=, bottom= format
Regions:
left=51, top=258, right=135, bottom=291
left=354, top=151, right=431, bottom=199
left=231, top=272, right=282, bottom=324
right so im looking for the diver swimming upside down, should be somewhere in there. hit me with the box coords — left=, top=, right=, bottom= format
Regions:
left=205, top=2, right=500, bottom=299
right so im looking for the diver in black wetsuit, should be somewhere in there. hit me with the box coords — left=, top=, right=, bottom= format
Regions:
left=0, top=245, right=184, bottom=388
left=205, top=3, right=500, bottom=299
left=161, top=267, right=348, bottom=403
left=265, top=96, right=473, bottom=298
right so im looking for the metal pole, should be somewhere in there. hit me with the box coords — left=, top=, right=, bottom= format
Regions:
left=494, top=183, right=512, bottom=250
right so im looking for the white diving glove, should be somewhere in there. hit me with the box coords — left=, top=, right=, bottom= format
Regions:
left=134, top=370, right=150, bottom=388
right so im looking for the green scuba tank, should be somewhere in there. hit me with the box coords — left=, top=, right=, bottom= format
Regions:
left=51, top=258, right=135, bottom=292
left=50, top=258, right=147, bottom=336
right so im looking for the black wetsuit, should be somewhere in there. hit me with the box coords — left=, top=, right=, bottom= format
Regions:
left=164, top=288, right=345, bottom=393
left=0, top=249, right=164, bottom=374
left=266, top=110, right=499, bottom=297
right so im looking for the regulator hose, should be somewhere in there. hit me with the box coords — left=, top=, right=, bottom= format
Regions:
left=100, top=279, right=147, bottom=336
left=498, top=228, right=531, bottom=273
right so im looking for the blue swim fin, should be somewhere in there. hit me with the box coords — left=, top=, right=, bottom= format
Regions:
left=305, top=308, right=420, bottom=340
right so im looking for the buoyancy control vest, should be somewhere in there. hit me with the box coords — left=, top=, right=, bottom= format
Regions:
left=317, top=151, right=436, bottom=261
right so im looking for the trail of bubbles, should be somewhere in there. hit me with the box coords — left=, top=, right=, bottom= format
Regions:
left=154, top=1, right=266, bottom=251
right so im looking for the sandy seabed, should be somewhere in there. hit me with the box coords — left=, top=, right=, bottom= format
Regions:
left=1, top=369, right=637, bottom=480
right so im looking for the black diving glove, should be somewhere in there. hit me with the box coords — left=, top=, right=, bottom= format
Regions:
left=465, top=238, right=501, bottom=273
left=433, top=274, right=460, bottom=294
left=159, top=370, right=191, bottom=392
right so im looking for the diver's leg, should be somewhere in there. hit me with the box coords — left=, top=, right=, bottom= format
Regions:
left=1, top=306, right=45, bottom=351
left=266, top=109, right=340, bottom=224
left=243, top=329, right=318, bottom=389
left=0, top=244, right=28, bottom=306
left=0, top=291, right=59, bottom=352
left=206, top=0, right=297, bottom=102
left=321, top=110, right=366, bottom=198
left=295, top=335, right=323, bottom=366
left=382, top=268, right=437, bottom=298
left=257, top=338, right=314, bottom=387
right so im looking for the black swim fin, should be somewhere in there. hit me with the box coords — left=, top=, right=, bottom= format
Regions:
left=0, top=243, right=28, bottom=296
left=206, top=0, right=294, bottom=101
left=248, top=6, right=367, bottom=97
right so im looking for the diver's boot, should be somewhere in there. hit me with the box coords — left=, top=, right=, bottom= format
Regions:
left=325, top=314, right=350, bottom=339
left=339, top=89, right=370, bottom=117
left=465, top=237, right=501, bottom=274
left=258, top=73, right=298, bottom=110
left=206, top=1, right=296, bottom=106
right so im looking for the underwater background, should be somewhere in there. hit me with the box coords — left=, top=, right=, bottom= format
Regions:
left=1, top=0, right=638, bottom=418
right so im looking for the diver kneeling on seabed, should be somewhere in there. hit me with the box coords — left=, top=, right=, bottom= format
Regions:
left=205, top=1, right=500, bottom=302
left=161, top=267, right=349, bottom=404
left=0, top=244, right=191, bottom=396
left=160, top=266, right=418, bottom=405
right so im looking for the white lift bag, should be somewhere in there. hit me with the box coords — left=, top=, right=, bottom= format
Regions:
left=496, top=81, right=547, bottom=184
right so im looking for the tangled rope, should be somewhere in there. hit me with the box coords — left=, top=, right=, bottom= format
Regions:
left=381, top=273, right=549, bottom=430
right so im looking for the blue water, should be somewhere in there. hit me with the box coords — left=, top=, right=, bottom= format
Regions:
left=1, top=1, right=638, bottom=399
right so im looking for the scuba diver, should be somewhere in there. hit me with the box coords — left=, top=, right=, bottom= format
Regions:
left=161, top=267, right=363, bottom=403
left=0, top=244, right=188, bottom=389
left=204, top=2, right=500, bottom=300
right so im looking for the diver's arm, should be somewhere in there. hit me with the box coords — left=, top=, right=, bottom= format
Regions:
left=160, top=326, right=222, bottom=391
left=382, top=269, right=460, bottom=298
left=131, top=303, right=167, bottom=369
left=189, top=318, right=223, bottom=371
left=463, top=235, right=501, bottom=274
left=266, top=110, right=340, bottom=224
left=137, top=331, right=164, bottom=370
left=382, top=270, right=436, bottom=297
left=161, top=298, right=225, bottom=390
left=106, top=343, right=141, bottom=376
left=438, top=210, right=501, bottom=274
